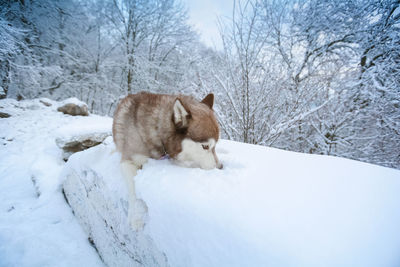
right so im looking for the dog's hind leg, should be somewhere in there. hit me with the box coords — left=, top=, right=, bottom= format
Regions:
left=120, top=157, right=148, bottom=231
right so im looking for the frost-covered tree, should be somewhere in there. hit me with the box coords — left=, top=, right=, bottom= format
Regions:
left=104, top=0, right=195, bottom=95
left=268, top=0, right=400, bottom=168
left=0, top=16, right=24, bottom=98
left=199, top=0, right=400, bottom=169
left=0, top=0, right=84, bottom=99
left=355, top=0, right=400, bottom=168
left=204, top=0, right=329, bottom=145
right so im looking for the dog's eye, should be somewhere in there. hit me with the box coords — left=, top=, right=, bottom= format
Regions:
left=202, top=145, right=209, bottom=150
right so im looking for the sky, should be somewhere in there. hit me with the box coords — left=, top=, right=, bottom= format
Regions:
left=182, top=0, right=234, bottom=50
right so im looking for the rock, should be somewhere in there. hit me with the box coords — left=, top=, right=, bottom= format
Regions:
left=58, top=98, right=89, bottom=116
left=0, top=112, right=11, bottom=118
left=61, top=141, right=168, bottom=267
left=56, top=132, right=111, bottom=160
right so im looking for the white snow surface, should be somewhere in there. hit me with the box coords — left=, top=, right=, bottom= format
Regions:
left=0, top=98, right=109, bottom=267
left=1, top=98, right=400, bottom=267
left=135, top=142, right=400, bottom=267
left=55, top=114, right=111, bottom=141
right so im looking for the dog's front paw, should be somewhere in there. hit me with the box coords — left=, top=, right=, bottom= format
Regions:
left=128, top=199, right=148, bottom=231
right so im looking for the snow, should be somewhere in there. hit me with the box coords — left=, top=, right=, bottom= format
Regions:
left=0, top=98, right=107, bottom=267
left=136, top=141, right=400, bottom=267
left=1, top=98, right=400, bottom=267
left=55, top=116, right=111, bottom=141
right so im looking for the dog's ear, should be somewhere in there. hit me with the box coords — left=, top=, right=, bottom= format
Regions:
left=201, top=93, right=214, bottom=109
left=173, top=98, right=191, bottom=130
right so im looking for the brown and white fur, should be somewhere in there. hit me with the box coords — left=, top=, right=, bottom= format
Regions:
left=112, top=92, right=222, bottom=230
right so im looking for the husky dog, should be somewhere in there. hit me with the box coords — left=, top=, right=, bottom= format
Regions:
left=113, top=92, right=222, bottom=230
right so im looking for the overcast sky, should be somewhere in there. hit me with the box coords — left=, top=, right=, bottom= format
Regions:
left=182, top=0, right=234, bottom=50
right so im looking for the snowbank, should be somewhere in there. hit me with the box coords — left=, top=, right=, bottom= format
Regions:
left=62, top=137, right=400, bottom=267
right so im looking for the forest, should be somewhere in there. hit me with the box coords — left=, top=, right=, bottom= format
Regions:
left=1, top=0, right=399, bottom=169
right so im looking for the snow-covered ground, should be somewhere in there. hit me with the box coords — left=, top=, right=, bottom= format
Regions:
left=1, top=98, right=400, bottom=267
left=0, top=99, right=109, bottom=267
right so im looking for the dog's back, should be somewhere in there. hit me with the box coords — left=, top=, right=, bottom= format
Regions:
left=114, top=93, right=168, bottom=160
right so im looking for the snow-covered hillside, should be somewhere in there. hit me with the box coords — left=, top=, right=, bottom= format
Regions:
left=1, top=98, right=400, bottom=267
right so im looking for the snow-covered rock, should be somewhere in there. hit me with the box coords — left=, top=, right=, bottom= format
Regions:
left=61, top=137, right=168, bottom=267
left=56, top=134, right=110, bottom=160
left=57, top=97, right=89, bottom=116
left=61, top=137, right=400, bottom=267
left=55, top=118, right=112, bottom=160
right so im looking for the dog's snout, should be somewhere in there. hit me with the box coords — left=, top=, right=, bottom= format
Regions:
left=217, top=163, right=223, bottom=169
